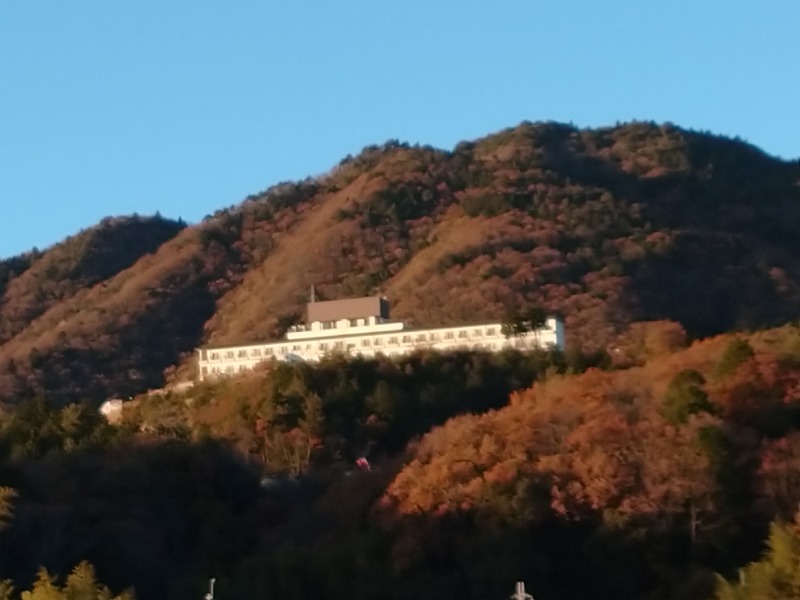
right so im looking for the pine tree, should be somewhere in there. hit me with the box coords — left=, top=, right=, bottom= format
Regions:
left=0, top=487, right=15, bottom=531
left=662, top=369, right=713, bottom=425
left=63, top=561, right=134, bottom=600
left=0, top=581, right=14, bottom=600
left=715, top=520, right=800, bottom=599
left=20, top=569, right=62, bottom=600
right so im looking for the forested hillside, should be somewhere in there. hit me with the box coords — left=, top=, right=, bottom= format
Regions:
left=1, top=120, right=800, bottom=599
left=373, top=325, right=800, bottom=599
left=0, top=121, right=798, bottom=406
left=2, top=326, right=800, bottom=599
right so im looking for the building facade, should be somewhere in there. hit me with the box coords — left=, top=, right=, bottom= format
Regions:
left=197, top=296, right=564, bottom=381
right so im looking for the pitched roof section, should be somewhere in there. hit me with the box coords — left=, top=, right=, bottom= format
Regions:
left=306, top=296, right=390, bottom=323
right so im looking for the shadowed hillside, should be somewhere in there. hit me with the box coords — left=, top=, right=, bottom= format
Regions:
left=4, top=325, right=800, bottom=599
left=0, top=121, right=799, bottom=404
left=0, top=215, right=186, bottom=344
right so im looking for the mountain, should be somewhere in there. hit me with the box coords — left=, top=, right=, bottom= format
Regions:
left=0, top=121, right=799, bottom=405
left=372, top=324, right=800, bottom=599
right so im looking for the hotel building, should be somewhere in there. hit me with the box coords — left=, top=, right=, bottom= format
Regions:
left=197, top=296, right=564, bottom=381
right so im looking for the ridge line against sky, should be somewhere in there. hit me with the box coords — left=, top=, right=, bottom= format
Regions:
left=1, top=1, right=799, bottom=259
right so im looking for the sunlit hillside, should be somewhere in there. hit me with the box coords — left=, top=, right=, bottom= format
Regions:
left=1, top=121, right=799, bottom=405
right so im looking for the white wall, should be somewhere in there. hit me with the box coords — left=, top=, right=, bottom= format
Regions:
left=198, top=319, right=563, bottom=381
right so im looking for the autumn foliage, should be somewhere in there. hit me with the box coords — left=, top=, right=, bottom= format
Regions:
left=1, top=121, right=799, bottom=405
left=376, top=325, right=800, bottom=598
left=0, top=120, right=800, bottom=598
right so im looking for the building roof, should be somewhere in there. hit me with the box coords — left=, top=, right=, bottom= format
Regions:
left=306, top=296, right=389, bottom=322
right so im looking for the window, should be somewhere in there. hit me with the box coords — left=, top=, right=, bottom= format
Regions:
left=225, top=351, right=234, bottom=359
left=402, top=335, right=412, bottom=343
left=202, top=367, right=208, bottom=375
left=319, top=343, right=328, bottom=351
left=430, top=333, right=439, bottom=341
left=226, top=366, right=234, bottom=374
left=210, top=352, right=220, bottom=360
left=322, top=321, right=336, bottom=330
left=416, top=334, right=427, bottom=342
left=350, top=318, right=359, bottom=327
left=374, top=337, right=383, bottom=346
left=445, top=332, right=455, bottom=340
left=458, top=331, right=468, bottom=339
left=334, top=341, right=344, bottom=350
left=292, top=345, right=300, bottom=351
left=473, top=329, right=483, bottom=337
left=264, top=347, right=274, bottom=355
left=389, top=336, right=398, bottom=344
left=486, top=327, right=496, bottom=335
left=238, top=350, right=247, bottom=358
left=280, top=347, right=287, bottom=355
left=251, top=349, right=262, bottom=357
left=201, top=350, right=208, bottom=360
left=361, top=339, right=371, bottom=347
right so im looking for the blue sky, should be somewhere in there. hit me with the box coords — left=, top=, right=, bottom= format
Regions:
left=1, top=1, right=798, bottom=259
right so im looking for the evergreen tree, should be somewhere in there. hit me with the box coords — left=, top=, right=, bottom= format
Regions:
left=662, top=369, right=713, bottom=424
left=0, top=488, right=14, bottom=531
left=14, top=564, right=134, bottom=600
left=715, top=338, right=755, bottom=379
left=715, top=521, right=800, bottom=599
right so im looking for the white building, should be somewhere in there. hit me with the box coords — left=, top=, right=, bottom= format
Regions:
left=197, top=296, right=564, bottom=381
left=99, top=399, right=124, bottom=424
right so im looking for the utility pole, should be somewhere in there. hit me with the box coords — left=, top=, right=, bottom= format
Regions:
left=510, top=581, right=534, bottom=600
left=204, top=578, right=215, bottom=600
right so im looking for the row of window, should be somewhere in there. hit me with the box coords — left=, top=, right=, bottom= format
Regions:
left=202, top=364, right=249, bottom=376
left=203, top=326, right=514, bottom=362
left=201, top=338, right=534, bottom=375
left=320, top=318, right=371, bottom=330
left=200, top=337, right=538, bottom=378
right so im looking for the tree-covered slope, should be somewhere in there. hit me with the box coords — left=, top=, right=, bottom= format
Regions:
left=205, top=121, right=800, bottom=349
left=0, top=215, right=185, bottom=344
left=3, top=325, right=800, bottom=600
left=0, top=121, right=798, bottom=405
left=374, top=325, right=800, bottom=599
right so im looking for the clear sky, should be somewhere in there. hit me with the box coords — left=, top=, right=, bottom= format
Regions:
left=1, top=1, right=798, bottom=259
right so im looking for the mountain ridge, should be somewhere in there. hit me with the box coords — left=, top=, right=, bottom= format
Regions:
left=1, top=120, right=799, bottom=405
